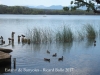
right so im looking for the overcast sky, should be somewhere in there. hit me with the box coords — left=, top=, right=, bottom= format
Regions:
left=0, top=0, right=72, bottom=6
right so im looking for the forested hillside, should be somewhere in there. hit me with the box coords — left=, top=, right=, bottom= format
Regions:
left=0, top=5, right=98, bottom=15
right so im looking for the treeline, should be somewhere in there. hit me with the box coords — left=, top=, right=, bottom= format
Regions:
left=0, top=5, right=98, bottom=15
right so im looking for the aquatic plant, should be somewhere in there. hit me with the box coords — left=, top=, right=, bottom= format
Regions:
left=26, top=24, right=98, bottom=44
left=41, top=29, right=52, bottom=43
left=56, top=30, right=62, bottom=42
left=32, top=28, right=41, bottom=43
left=26, top=28, right=53, bottom=44
left=56, top=26, right=73, bottom=43
left=84, top=24, right=97, bottom=40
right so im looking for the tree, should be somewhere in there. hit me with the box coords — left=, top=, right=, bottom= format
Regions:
left=63, top=0, right=100, bottom=13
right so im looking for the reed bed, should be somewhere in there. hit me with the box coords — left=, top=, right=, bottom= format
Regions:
left=26, top=28, right=53, bottom=44
left=84, top=24, right=97, bottom=40
left=26, top=24, right=98, bottom=44
left=56, top=26, right=73, bottom=43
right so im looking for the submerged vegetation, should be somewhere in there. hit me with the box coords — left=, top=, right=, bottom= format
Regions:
left=26, top=24, right=98, bottom=44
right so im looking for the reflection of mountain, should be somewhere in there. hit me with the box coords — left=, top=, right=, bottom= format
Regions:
left=86, top=39, right=95, bottom=48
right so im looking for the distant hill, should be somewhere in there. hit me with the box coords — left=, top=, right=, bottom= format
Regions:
left=27, top=5, right=87, bottom=10
left=27, top=5, right=63, bottom=10
left=0, top=5, right=96, bottom=15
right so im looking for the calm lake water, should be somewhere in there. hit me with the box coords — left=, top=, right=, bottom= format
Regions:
left=0, top=15, right=100, bottom=75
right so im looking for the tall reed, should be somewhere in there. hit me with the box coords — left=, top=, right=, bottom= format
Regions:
left=56, top=26, right=73, bottom=43
left=26, top=24, right=98, bottom=44
left=84, top=24, right=97, bottom=40
left=26, top=28, right=53, bottom=44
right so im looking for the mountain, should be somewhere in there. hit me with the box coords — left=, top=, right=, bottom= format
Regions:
left=79, top=6, right=87, bottom=10
left=27, top=5, right=87, bottom=10
left=27, top=5, right=63, bottom=10
left=47, top=5, right=63, bottom=10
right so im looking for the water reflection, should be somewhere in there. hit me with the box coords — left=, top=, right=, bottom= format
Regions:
left=24, top=42, right=73, bottom=53
left=56, top=42, right=73, bottom=53
left=86, top=39, right=96, bottom=48
left=25, top=43, right=41, bottom=52
left=12, top=41, right=15, bottom=48
left=0, top=15, right=100, bottom=75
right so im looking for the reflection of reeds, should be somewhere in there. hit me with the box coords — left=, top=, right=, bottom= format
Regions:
left=85, top=24, right=97, bottom=40
left=56, top=26, right=73, bottom=43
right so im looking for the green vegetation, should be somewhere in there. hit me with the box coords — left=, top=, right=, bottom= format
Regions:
left=64, top=0, right=100, bottom=13
left=56, top=26, right=73, bottom=43
left=26, top=28, right=52, bottom=44
left=26, top=24, right=98, bottom=44
left=84, top=24, right=97, bottom=40
left=0, top=5, right=98, bottom=15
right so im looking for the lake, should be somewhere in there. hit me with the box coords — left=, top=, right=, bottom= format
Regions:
left=0, top=15, right=100, bottom=75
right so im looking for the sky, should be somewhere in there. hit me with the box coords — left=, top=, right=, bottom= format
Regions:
left=0, top=0, right=72, bottom=6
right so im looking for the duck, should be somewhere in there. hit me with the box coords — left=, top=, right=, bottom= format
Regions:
left=44, top=58, right=50, bottom=62
left=3, top=41, right=5, bottom=44
left=58, top=56, right=63, bottom=61
left=18, top=35, right=21, bottom=41
left=52, top=53, right=57, bottom=57
left=18, top=35, right=21, bottom=37
left=47, top=50, right=50, bottom=54
left=21, top=35, right=25, bottom=37
left=94, top=40, right=96, bottom=43
left=0, top=36, right=3, bottom=39
left=12, top=32, right=15, bottom=34
left=94, top=43, right=96, bottom=46
left=0, top=40, right=5, bottom=45
left=11, top=32, right=15, bottom=37
left=8, top=38, right=12, bottom=40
